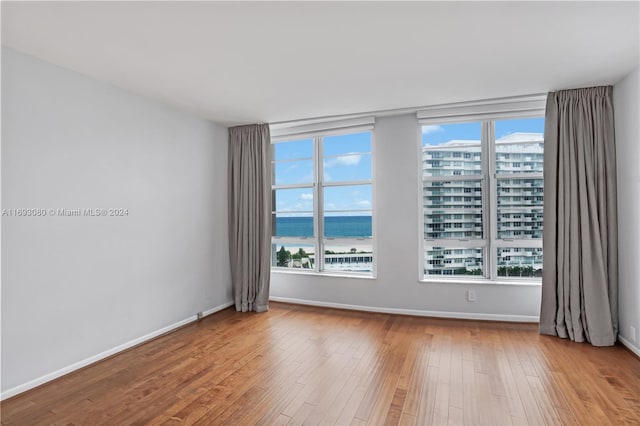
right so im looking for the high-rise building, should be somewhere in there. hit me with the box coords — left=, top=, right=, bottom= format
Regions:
left=422, top=133, right=544, bottom=276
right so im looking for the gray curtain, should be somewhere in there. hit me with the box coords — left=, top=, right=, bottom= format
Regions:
left=540, top=86, right=618, bottom=346
left=228, top=124, right=272, bottom=312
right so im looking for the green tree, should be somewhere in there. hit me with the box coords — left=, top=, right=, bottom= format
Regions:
left=507, top=266, right=522, bottom=276
left=277, top=246, right=290, bottom=267
left=350, top=248, right=357, bottom=254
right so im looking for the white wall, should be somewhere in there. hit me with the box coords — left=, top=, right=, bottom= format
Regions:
left=614, top=65, right=640, bottom=354
left=1, top=48, right=232, bottom=396
left=271, top=113, right=542, bottom=320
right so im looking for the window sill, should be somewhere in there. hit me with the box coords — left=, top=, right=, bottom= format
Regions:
left=419, top=277, right=541, bottom=286
left=271, top=268, right=376, bottom=280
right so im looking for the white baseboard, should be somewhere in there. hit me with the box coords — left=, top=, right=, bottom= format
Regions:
left=203, top=302, right=234, bottom=316
left=619, top=335, right=640, bottom=358
left=0, top=300, right=234, bottom=401
left=269, top=296, right=540, bottom=323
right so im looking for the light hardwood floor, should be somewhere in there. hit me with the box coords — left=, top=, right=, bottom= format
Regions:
left=2, top=302, right=639, bottom=425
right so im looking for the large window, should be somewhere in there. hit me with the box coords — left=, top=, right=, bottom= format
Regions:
left=272, top=130, right=374, bottom=274
left=421, top=117, right=544, bottom=280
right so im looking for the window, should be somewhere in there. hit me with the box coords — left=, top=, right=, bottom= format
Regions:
left=421, top=116, right=544, bottom=280
left=271, top=129, right=374, bottom=275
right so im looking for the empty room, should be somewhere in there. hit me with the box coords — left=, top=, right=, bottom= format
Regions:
left=1, top=1, right=639, bottom=425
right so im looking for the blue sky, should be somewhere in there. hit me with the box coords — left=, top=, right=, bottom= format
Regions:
left=422, top=117, right=544, bottom=146
left=274, top=132, right=372, bottom=216
left=274, top=118, right=544, bottom=216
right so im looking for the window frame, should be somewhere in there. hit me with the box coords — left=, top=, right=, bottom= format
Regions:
left=271, top=128, right=376, bottom=277
left=418, top=112, right=544, bottom=284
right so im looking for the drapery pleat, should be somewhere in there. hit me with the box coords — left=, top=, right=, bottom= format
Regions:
left=540, top=86, right=618, bottom=346
left=228, top=124, right=271, bottom=313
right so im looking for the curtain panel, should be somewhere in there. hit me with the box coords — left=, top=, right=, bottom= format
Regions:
left=540, top=86, right=618, bottom=346
left=228, top=124, right=272, bottom=312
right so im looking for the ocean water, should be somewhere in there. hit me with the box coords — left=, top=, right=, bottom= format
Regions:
left=275, top=216, right=372, bottom=238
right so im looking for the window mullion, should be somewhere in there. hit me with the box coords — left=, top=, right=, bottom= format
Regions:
left=315, top=136, right=324, bottom=272
left=323, top=180, right=372, bottom=187
left=495, top=172, right=543, bottom=180
left=272, top=183, right=315, bottom=190
left=485, top=121, right=498, bottom=280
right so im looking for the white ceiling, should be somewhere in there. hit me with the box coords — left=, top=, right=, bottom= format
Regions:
left=2, top=1, right=639, bottom=126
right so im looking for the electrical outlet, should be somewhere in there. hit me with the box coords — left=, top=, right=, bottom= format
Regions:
left=631, top=326, right=637, bottom=342
left=467, top=290, right=476, bottom=302
left=197, top=312, right=203, bottom=321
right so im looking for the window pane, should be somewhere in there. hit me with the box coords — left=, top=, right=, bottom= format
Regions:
left=323, top=132, right=371, bottom=156
left=274, top=160, right=314, bottom=185
left=271, top=130, right=375, bottom=276
left=272, top=243, right=315, bottom=269
left=274, top=139, right=313, bottom=161
left=323, top=243, right=373, bottom=273
left=324, top=153, right=371, bottom=182
left=424, top=246, right=484, bottom=277
left=324, top=184, right=371, bottom=212
left=423, top=180, right=483, bottom=239
left=273, top=213, right=313, bottom=238
left=497, top=178, right=543, bottom=239
left=495, top=118, right=544, bottom=174
left=273, top=188, right=314, bottom=213
left=422, top=122, right=482, bottom=177
left=497, top=247, right=543, bottom=277
left=324, top=213, right=372, bottom=238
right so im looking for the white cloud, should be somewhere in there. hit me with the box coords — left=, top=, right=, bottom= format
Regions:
left=336, top=155, right=361, bottom=166
left=325, top=154, right=361, bottom=168
left=300, top=193, right=313, bottom=200
left=354, top=200, right=371, bottom=207
left=276, top=197, right=312, bottom=212
left=422, top=125, right=444, bottom=135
